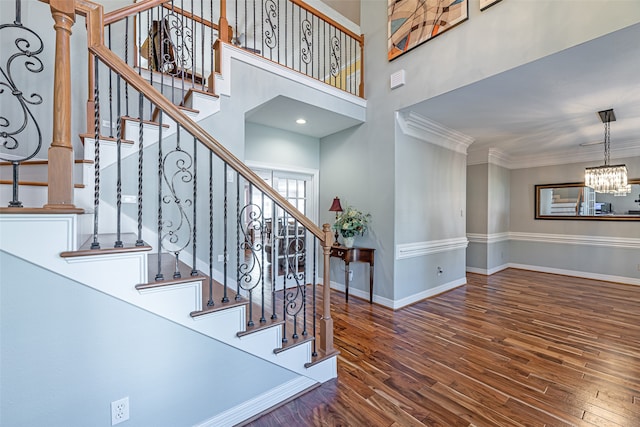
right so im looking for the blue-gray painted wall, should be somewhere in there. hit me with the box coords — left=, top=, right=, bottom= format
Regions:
left=0, top=251, right=298, bottom=427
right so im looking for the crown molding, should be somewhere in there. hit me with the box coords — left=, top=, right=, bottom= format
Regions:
left=468, top=139, right=640, bottom=169
left=467, top=148, right=512, bottom=168
left=396, top=111, right=475, bottom=155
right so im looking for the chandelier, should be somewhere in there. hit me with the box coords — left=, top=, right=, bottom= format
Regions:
left=584, top=109, right=630, bottom=195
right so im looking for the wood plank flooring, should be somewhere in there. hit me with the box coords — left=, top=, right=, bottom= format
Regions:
left=244, top=269, right=640, bottom=427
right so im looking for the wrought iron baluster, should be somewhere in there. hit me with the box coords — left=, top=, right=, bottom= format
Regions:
left=107, top=26, right=114, bottom=137
left=312, top=236, right=317, bottom=356
left=136, top=92, right=144, bottom=246
left=159, top=124, right=194, bottom=280
left=223, top=162, right=229, bottom=303
left=260, top=191, right=266, bottom=323
left=191, top=136, right=198, bottom=276
left=235, top=169, right=241, bottom=301
left=271, top=200, right=277, bottom=320
left=115, top=76, right=123, bottom=248
left=264, top=0, right=278, bottom=53
left=90, top=57, right=101, bottom=249
left=0, top=0, right=45, bottom=208
left=207, top=151, right=214, bottom=306
left=124, top=17, right=129, bottom=116
left=156, top=109, right=164, bottom=281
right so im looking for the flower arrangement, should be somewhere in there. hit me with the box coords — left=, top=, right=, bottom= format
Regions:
left=333, top=206, right=372, bottom=238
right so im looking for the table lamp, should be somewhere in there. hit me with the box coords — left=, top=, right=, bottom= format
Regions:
left=328, top=197, right=343, bottom=246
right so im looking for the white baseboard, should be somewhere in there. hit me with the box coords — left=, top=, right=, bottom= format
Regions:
left=330, top=277, right=467, bottom=310
left=507, top=263, right=640, bottom=286
left=466, top=264, right=509, bottom=275
left=194, top=376, right=317, bottom=427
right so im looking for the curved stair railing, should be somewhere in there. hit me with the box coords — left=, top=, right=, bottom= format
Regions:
left=38, top=0, right=338, bottom=361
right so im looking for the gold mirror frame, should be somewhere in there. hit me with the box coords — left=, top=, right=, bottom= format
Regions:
left=535, top=180, right=640, bottom=221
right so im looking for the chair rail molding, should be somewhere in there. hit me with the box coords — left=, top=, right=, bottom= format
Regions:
left=467, top=232, right=510, bottom=244
left=396, top=111, right=474, bottom=155
left=509, top=232, right=640, bottom=249
left=396, top=237, right=469, bottom=260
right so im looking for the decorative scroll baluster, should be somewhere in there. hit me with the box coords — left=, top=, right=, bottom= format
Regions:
left=301, top=17, right=312, bottom=68
left=0, top=0, right=45, bottom=207
left=264, top=0, right=278, bottom=51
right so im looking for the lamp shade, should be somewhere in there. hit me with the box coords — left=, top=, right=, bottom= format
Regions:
left=329, top=197, right=343, bottom=212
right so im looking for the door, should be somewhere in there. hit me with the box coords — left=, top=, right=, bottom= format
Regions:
left=250, top=168, right=316, bottom=290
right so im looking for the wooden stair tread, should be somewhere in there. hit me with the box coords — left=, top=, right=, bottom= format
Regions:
left=191, top=277, right=248, bottom=316
left=237, top=316, right=285, bottom=337
left=140, top=253, right=206, bottom=288
left=120, top=115, right=170, bottom=129
left=274, top=333, right=314, bottom=354
left=0, top=180, right=85, bottom=189
left=183, top=86, right=219, bottom=104
left=61, top=233, right=152, bottom=258
left=304, top=348, right=340, bottom=368
left=79, top=133, right=135, bottom=145
left=0, top=159, right=93, bottom=166
left=0, top=207, right=84, bottom=214
left=151, top=104, right=199, bottom=122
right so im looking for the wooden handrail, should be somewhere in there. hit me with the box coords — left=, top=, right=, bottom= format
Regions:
left=104, top=0, right=220, bottom=32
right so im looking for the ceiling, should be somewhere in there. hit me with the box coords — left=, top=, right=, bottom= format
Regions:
left=245, top=96, right=363, bottom=138
left=246, top=22, right=640, bottom=166
left=404, top=22, right=640, bottom=166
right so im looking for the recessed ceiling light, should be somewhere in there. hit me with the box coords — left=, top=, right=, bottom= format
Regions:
left=296, top=118, right=307, bottom=125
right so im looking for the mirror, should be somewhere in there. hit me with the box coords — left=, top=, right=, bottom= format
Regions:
left=535, top=180, right=640, bottom=220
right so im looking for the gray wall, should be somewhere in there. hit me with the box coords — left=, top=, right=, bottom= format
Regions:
left=509, top=156, right=640, bottom=237
left=245, top=123, right=320, bottom=170
left=323, top=0, right=640, bottom=305
left=1, top=251, right=298, bottom=427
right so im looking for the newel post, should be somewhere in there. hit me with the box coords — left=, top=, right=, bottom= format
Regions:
left=45, top=0, right=77, bottom=209
left=218, top=0, right=229, bottom=43
left=319, top=223, right=335, bottom=354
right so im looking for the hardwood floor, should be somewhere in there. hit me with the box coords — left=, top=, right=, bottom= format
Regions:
left=244, top=269, right=640, bottom=427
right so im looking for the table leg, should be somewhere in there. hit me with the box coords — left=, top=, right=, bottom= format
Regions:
left=369, top=263, right=374, bottom=303
left=345, top=261, right=350, bottom=302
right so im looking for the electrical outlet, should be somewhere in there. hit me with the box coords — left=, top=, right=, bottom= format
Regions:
left=227, top=170, right=235, bottom=182
left=437, top=266, right=443, bottom=276
left=111, top=397, right=129, bottom=425
left=348, top=270, right=353, bottom=281
left=218, top=254, right=224, bottom=262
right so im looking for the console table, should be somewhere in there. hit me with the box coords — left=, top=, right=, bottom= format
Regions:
left=330, top=245, right=375, bottom=303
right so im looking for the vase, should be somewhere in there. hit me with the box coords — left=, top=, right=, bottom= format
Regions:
left=343, top=236, right=355, bottom=248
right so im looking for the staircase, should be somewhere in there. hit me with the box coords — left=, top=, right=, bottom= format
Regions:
left=0, top=0, right=356, bottom=424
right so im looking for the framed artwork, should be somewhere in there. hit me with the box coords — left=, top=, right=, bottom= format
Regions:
left=480, top=0, right=502, bottom=11
left=388, top=0, right=469, bottom=61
